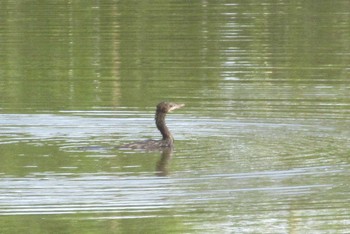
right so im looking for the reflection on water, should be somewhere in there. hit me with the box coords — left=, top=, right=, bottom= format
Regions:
left=156, top=148, right=173, bottom=177
left=1, top=112, right=349, bottom=233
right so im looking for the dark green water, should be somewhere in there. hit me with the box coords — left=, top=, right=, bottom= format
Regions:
left=1, top=1, right=349, bottom=233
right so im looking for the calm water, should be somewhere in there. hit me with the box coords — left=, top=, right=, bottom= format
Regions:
left=1, top=0, right=350, bottom=233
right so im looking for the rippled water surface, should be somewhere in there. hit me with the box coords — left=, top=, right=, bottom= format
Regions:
left=1, top=0, right=350, bottom=233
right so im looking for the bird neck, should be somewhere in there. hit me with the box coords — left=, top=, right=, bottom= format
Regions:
left=155, top=111, right=173, bottom=142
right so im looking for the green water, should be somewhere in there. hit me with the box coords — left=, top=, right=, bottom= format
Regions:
left=1, top=1, right=349, bottom=233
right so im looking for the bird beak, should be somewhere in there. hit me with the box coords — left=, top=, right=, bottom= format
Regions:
left=169, top=103, right=185, bottom=112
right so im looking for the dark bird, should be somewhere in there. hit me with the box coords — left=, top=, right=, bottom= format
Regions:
left=120, top=102, right=185, bottom=151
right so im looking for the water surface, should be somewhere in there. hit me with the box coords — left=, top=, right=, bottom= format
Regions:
left=1, top=0, right=350, bottom=233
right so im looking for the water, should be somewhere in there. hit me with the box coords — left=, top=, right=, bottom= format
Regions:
left=1, top=0, right=350, bottom=233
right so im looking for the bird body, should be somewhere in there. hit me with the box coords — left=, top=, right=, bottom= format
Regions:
left=120, top=102, right=184, bottom=150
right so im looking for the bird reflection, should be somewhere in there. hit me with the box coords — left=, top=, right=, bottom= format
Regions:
left=155, top=147, right=173, bottom=176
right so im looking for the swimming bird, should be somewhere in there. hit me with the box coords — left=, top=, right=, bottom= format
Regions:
left=120, top=102, right=185, bottom=150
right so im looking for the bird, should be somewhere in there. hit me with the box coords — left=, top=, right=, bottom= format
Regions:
left=120, top=102, right=185, bottom=151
